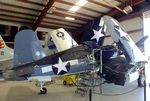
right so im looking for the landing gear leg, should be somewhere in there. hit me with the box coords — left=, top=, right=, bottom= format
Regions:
left=39, top=81, right=47, bottom=94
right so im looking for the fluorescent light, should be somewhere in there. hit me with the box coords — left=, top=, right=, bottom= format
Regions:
left=69, top=0, right=88, bottom=12
left=69, top=6, right=80, bottom=12
left=76, top=0, right=88, bottom=6
left=123, top=6, right=132, bottom=14
left=65, top=17, right=75, bottom=20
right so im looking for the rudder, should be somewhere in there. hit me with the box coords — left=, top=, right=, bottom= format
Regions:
left=13, top=29, right=46, bottom=67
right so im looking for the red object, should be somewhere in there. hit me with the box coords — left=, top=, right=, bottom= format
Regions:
left=0, top=40, right=5, bottom=48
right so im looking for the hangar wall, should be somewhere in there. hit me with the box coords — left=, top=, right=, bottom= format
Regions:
left=0, top=20, right=53, bottom=46
left=0, top=16, right=144, bottom=47
left=121, top=17, right=143, bottom=42
left=0, top=20, right=53, bottom=33
left=0, top=20, right=23, bottom=27
left=103, top=17, right=143, bottom=46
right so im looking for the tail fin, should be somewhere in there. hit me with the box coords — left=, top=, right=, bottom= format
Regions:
left=50, top=28, right=78, bottom=52
left=136, top=35, right=148, bottom=47
left=103, top=16, right=146, bottom=63
left=13, top=29, right=46, bottom=67
left=0, top=35, right=13, bottom=61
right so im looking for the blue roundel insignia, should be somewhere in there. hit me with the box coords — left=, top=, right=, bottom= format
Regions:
left=49, top=37, right=53, bottom=42
left=56, top=32, right=64, bottom=38
left=52, top=62, right=70, bottom=75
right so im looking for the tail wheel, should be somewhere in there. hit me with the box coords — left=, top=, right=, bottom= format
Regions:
left=40, top=87, right=47, bottom=94
left=63, top=81, right=67, bottom=85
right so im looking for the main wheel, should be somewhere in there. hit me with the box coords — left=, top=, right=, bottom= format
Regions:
left=40, top=87, right=47, bottom=94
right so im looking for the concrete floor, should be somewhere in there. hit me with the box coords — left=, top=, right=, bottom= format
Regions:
left=0, top=79, right=147, bottom=101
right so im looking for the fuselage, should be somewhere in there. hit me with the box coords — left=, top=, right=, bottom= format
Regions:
left=0, top=59, right=12, bottom=72
left=0, top=45, right=13, bottom=72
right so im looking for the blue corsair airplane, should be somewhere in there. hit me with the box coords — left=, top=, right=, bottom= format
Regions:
left=46, top=16, right=147, bottom=85
left=2, top=16, right=147, bottom=94
left=83, top=16, right=147, bottom=85
left=2, top=29, right=96, bottom=94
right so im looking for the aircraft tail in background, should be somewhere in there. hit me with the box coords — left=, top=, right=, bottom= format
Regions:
left=44, top=33, right=57, bottom=55
left=0, top=35, right=13, bottom=62
left=0, top=35, right=13, bottom=71
left=103, top=16, right=146, bottom=64
left=50, top=28, right=78, bottom=52
left=13, top=30, right=46, bottom=68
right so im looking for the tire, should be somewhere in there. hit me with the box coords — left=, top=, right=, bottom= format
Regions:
left=40, top=87, right=47, bottom=94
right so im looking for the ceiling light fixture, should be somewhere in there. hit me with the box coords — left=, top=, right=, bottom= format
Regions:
left=69, top=0, right=88, bottom=12
left=103, top=0, right=132, bottom=14
left=69, top=6, right=80, bottom=12
left=123, top=5, right=133, bottom=14
left=65, top=17, right=75, bottom=20
left=76, top=0, right=88, bottom=6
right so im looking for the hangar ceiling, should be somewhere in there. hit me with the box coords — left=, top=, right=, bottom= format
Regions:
left=0, top=0, right=146, bottom=36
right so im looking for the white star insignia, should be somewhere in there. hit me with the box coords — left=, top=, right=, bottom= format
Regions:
left=115, top=27, right=130, bottom=41
left=112, top=18, right=130, bottom=41
left=91, top=18, right=105, bottom=43
left=91, top=28, right=104, bottom=43
left=53, top=58, right=68, bottom=74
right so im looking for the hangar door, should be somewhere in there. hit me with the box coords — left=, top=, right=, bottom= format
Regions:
left=143, top=10, right=150, bottom=101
